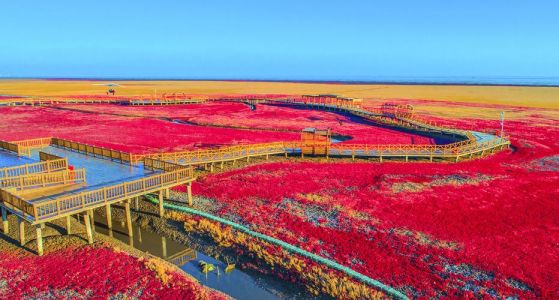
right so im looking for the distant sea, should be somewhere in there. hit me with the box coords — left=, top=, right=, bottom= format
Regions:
left=328, top=76, right=559, bottom=87
left=3, top=76, right=559, bottom=87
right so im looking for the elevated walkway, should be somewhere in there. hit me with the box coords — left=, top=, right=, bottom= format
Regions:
left=0, top=168, right=86, bottom=191
left=0, top=98, right=510, bottom=257
left=0, top=147, right=195, bottom=256
left=0, top=158, right=67, bottom=178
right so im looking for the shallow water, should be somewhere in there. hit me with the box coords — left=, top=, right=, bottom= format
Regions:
left=92, top=210, right=311, bottom=299
left=3, top=147, right=315, bottom=299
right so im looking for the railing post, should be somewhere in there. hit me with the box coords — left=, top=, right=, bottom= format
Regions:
left=88, top=209, right=95, bottom=233
left=105, top=204, right=112, bottom=230
left=18, top=216, right=25, bottom=246
left=1, top=207, right=8, bottom=234
left=187, top=182, right=193, bottom=206
left=125, top=200, right=133, bottom=237
left=66, top=215, right=72, bottom=235
left=84, top=213, right=94, bottom=244
left=159, top=190, right=164, bottom=217
left=36, top=224, right=43, bottom=256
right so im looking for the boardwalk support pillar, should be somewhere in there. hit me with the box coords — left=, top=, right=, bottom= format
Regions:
left=187, top=183, right=193, bottom=206
left=158, top=191, right=164, bottom=217
left=1, top=207, right=8, bottom=234
left=66, top=216, right=72, bottom=235
left=88, top=209, right=95, bottom=233
left=36, top=224, right=43, bottom=256
left=105, top=204, right=112, bottom=230
left=125, top=200, right=133, bottom=237
left=18, top=217, right=25, bottom=246
left=84, top=214, right=93, bottom=244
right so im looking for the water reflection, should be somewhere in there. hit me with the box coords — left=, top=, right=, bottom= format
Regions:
left=91, top=210, right=312, bottom=300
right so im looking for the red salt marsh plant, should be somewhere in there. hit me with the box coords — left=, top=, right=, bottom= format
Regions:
left=174, top=104, right=559, bottom=298
left=0, top=245, right=227, bottom=299
left=0, top=106, right=299, bottom=153
left=57, top=102, right=436, bottom=145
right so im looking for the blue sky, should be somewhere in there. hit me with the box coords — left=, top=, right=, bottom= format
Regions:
left=1, top=0, right=558, bottom=80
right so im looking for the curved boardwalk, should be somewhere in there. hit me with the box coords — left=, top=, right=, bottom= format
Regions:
left=0, top=94, right=511, bottom=298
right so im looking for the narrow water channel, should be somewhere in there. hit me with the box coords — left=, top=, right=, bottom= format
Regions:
left=91, top=210, right=316, bottom=299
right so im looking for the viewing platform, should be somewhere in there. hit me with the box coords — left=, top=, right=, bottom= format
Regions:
left=0, top=145, right=195, bottom=256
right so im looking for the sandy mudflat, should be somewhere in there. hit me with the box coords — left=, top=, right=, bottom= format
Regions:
left=0, top=79, right=558, bottom=109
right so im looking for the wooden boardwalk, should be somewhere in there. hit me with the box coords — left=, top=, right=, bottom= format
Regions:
left=0, top=95, right=511, bottom=255
left=1, top=137, right=52, bottom=156
left=0, top=168, right=86, bottom=191
left=1, top=147, right=195, bottom=255
left=0, top=97, right=510, bottom=168
left=0, top=158, right=68, bottom=178
left=0, top=95, right=207, bottom=106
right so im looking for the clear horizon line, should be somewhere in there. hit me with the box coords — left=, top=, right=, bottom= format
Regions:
left=1, top=76, right=558, bottom=88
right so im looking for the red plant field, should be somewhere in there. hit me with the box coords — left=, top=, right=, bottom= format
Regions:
left=0, top=246, right=226, bottom=299
left=2, top=97, right=557, bottom=298
left=0, top=106, right=299, bottom=153
left=56, top=102, right=436, bottom=145
left=175, top=102, right=559, bottom=298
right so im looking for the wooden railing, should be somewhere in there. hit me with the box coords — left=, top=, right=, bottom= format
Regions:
left=134, top=135, right=508, bottom=166
left=0, top=158, right=68, bottom=179
left=134, top=142, right=288, bottom=164
left=39, top=151, right=64, bottom=161
left=0, top=189, right=35, bottom=218
left=0, top=139, right=20, bottom=154
left=1, top=95, right=207, bottom=106
left=2, top=98, right=509, bottom=168
left=144, top=157, right=188, bottom=172
left=270, top=99, right=471, bottom=139
left=127, top=97, right=206, bottom=105
left=33, top=167, right=194, bottom=221
left=51, top=138, right=132, bottom=164
left=12, top=137, right=53, bottom=149
left=0, top=96, right=126, bottom=106
left=11, top=137, right=52, bottom=156
left=0, top=169, right=86, bottom=190
left=329, top=137, right=509, bottom=158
